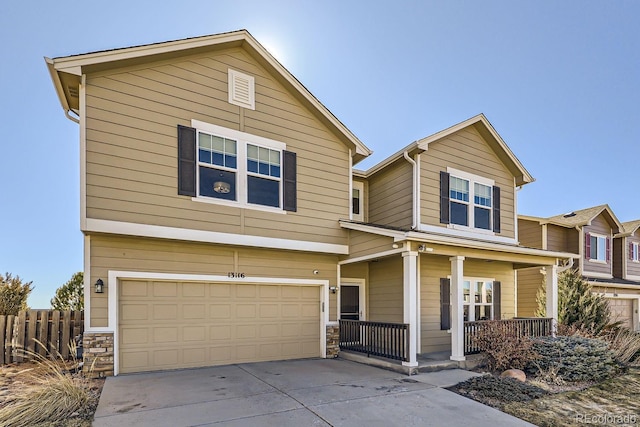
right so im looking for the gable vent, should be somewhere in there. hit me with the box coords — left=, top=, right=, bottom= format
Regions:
left=228, top=69, right=255, bottom=110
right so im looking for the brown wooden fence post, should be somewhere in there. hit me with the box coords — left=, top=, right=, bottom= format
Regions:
left=61, top=311, right=71, bottom=359
left=37, top=310, right=50, bottom=356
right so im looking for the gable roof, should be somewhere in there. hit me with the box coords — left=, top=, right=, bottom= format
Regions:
left=356, top=114, right=534, bottom=186
left=618, top=220, right=640, bottom=237
left=522, top=204, right=623, bottom=232
left=45, top=29, right=372, bottom=164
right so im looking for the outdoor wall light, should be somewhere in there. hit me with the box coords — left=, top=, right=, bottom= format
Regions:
left=418, top=245, right=434, bottom=252
left=95, top=278, right=104, bottom=294
left=329, top=286, right=338, bottom=294
left=392, top=243, right=399, bottom=249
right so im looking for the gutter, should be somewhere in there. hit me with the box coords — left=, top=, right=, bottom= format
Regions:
left=45, top=57, right=80, bottom=124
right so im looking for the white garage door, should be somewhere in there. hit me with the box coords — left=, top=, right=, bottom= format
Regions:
left=608, top=298, right=634, bottom=330
left=118, top=280, right=321, bottom=374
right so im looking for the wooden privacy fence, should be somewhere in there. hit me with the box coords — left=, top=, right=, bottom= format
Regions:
left=0, top=310, right=84, bottom=364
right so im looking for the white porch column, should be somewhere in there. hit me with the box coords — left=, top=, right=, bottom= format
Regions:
left=450, top=256, right=466, bottom=361
left=545, top=264, right=559, bottom=336
left=402, top=250, right=419, bottom=367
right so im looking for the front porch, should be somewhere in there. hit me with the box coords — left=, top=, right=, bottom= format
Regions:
left=337, top=317, right=554, bottom=374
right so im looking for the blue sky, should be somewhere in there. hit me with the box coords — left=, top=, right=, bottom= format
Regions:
left=1, top=1, right=638, bottom=308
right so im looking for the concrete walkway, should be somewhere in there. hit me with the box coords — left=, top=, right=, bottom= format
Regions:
left=93, top=358, right=534, bottom=426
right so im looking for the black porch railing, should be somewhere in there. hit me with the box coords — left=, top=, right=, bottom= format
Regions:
left=464, top=317, right=554, bottom=355
left=339, top=320, right=409, bottom=362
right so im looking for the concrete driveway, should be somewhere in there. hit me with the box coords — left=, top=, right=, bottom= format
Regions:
left=93, top=358, right=534, bottom=426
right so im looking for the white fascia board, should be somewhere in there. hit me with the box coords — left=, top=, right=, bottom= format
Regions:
left=405, top=229, right=576, bottom=260
left=338, top=221, right=406, bottom=238
left=85, top=218, right=348, bottom=254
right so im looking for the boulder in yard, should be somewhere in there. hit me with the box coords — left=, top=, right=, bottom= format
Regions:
left=501, top=369, right=526, bottom=382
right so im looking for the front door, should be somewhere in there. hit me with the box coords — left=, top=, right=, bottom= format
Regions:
left=340, top=285, right=361, bottom=320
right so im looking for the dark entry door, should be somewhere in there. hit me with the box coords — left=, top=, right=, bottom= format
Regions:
left=340, top=285, right=360, bottom=320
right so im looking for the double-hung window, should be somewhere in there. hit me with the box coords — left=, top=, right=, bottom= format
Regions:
left=463, top=279, right=494, bottom=321
left=587, top=233, right=608, bottom=262
left=631, top=242, right=640, bottom=262
left=446, top=168, right=496, bottom=231
left=190, top=120, right=287, bottom=211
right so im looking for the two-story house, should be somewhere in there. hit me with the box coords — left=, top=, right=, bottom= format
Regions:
left=518, top=206, right=640, bottom=331
left=46, top=30, right=575, bottom=376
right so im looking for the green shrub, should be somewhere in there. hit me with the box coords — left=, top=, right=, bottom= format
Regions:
left=527, top=336, right=619, bottom=382
left=471, top=321, right=540, bottom=371
left=452, top=375, right=548, bottom=408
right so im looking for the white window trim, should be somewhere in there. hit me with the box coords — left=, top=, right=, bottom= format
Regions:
left=461, top=277, right=496, bottom=322
left=352, top=181, right=364, bottom=222
left=446, top=167, right=495, bottom=232
left=632, top=242, right=640, bottom=263
left=588, top=232, right=608, bottom=263
left=191, top=120, right=286, bottom=213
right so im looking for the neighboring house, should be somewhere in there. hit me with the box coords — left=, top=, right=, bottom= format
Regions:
left=518, top=205, right=640, bottom=331
left=46, top=30, right=575, bottom=376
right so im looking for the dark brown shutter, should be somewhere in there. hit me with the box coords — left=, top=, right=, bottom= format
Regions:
left=585, top=233, right=591, bottom=259
left=440, top=172, right=450, bottom=224
left=631, top=242, right=635, bottom=260
left=493, top=186, right=501, bottom=233
left=440, top=278, right=451, bottom=330
left=177, top=125, right=196, bottom=197
left=606, top=237, right=611, bottom=263
left=493, top=281, right=501, bottom=320
left=283, top=150, right=297, bottom=212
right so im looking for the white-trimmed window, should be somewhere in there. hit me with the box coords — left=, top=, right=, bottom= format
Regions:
left=447, top=168, right=495, bottom=231
left=586, top=233, right=609, bottom=263
left=193, top=120, right=286, bottom=211
left=463, top=279, right=494, bottom=321
left=631, top=242, right=640, bottom=262
left=352, top=181, right=364, bottom=222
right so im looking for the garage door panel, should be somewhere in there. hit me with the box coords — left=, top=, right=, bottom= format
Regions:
left=121, top=304, right=148, bottom=321
left=153, top=282, right=177, bottom=297
left=183, top=282, right=206, bottom=297
left=154, top=349, right=179, bottom=366
left=119, top=280, right=321, bottom=374
left=121, top=327, right=149, bottom=345
left=153, top=327, right=178, bottom=343
left=210, top=304, right=231, bottom=319
left=153, top=305, right=178, bottom=320
left=183, top=304, right=206, bottom=319
left=183, top=326, right=206, bottom=341
left=121, top=280, right=148, bottom=296
left=237, top=285, right=257, bottom=298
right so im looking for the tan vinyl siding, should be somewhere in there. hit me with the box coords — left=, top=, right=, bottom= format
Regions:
left=518, top=219, right=542, bottom=249
left=420, top=127, right=516, bottom=239
left=85, top=47, right=350, bottom=246
left=368, top=257, right=403, bottom=323
left=629, top=233, right=640, bottom=278
left=584, top=215, right=613, bottom=277
left=516, top=267, right=543, bottom=317
left=367, top=160, right=413, bottom=229
left=546, top=224, right=573, bottom=253
left=89, top=234, right=339, bottom=328
left=347, top=230, right=394, bottom=259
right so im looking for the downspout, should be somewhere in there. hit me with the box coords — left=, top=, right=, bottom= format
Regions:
left=403, top=151, right=418, bottom=230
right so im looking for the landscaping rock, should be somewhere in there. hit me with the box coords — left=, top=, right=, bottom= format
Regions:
left=501, top=368, right=526, bottom=382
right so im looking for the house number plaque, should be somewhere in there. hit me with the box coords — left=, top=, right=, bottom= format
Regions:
left=227, top=272, right=246, bottom=278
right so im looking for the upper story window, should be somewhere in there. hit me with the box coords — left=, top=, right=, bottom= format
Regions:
left=177, top=120, right=297, bottom=213
left=352, top=181, right=364, bottom=222
left=586, top=232, right=610, bottom=263
left=631, top=242, right=640, bottom=262
left=443, top=168, right=499, bottom=232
